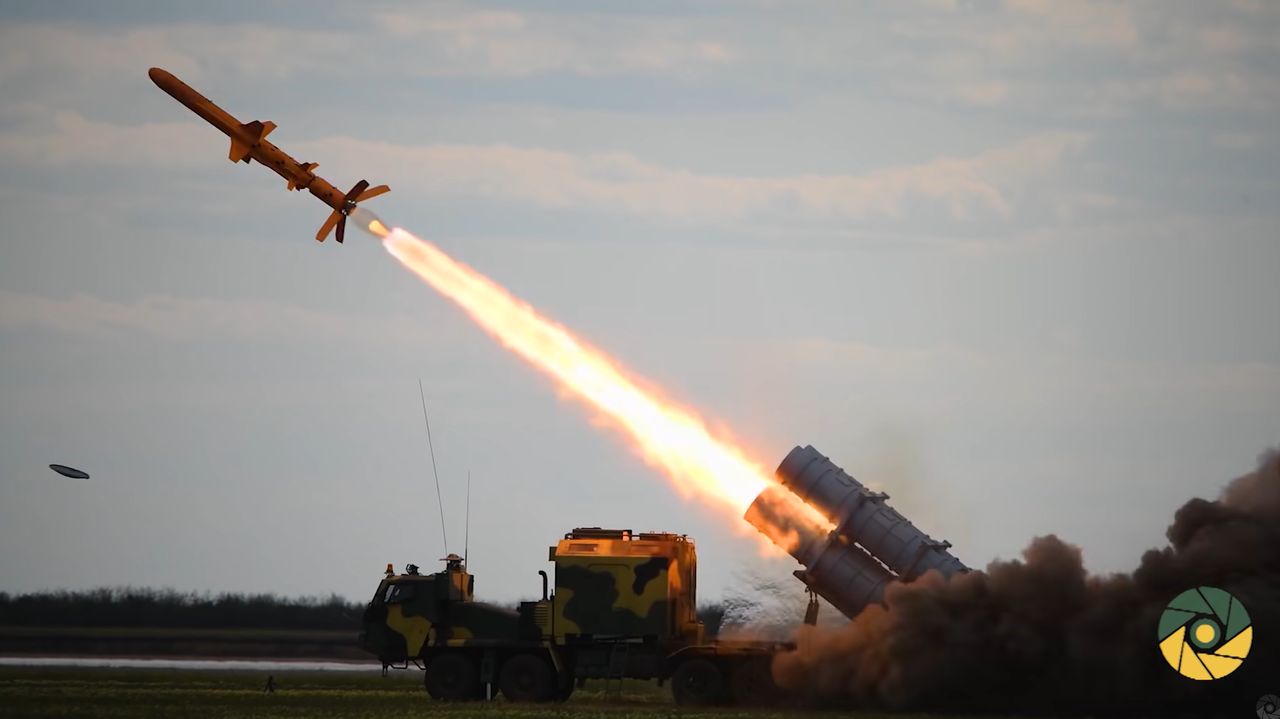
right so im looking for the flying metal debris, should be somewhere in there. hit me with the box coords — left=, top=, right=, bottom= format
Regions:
left=49, top=464, right=90, bottom=480
left=148, top=67, right=390, bottom=244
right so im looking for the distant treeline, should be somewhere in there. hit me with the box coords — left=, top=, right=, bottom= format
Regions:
left=0, top=588, right=729, bottom=635
left=0, top=588, right=362, bottom=630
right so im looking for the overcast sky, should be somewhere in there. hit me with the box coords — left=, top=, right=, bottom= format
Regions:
left=1, top=1, right=1277, bottom=606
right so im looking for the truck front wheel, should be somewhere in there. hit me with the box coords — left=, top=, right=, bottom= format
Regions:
left=499, top=653, right=556, bottom=702
left=670, top=658, right=726, bottom=706
left=424, top=652, right=480, bottom=701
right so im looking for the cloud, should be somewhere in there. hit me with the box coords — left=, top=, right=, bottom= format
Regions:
left=847, top=1, right=1280, bottom=114
left=0, top=10, right=733, bottom=88
left=999, top=0, right=1138, bottom=52
left=0, top=22, right=353, bottom=86
left=304, top=131, right=1090, bottom=223
left=1213, top=132, right=1260, bottom=149
left=751, top=336, right=1280, bottom=422
left=0, top=291, right=435, bottom=347
left=0, top=112, right=213, bottom=167
left=0, top=108, right=1088, bottom=224
left=370, top=8, right=735, bottom=76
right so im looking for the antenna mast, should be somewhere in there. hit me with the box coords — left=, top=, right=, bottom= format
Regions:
left=418, top=378, right=449, bottom=555
left=464, top=471, right=471, bottom=570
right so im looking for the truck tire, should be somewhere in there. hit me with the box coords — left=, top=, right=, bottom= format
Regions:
left=670, top=658, right=726, bottom=706
left=499, top=653, right=555, bottom=702
left=555, top=681, right=575, bottom=702
left=729, top=658, right=778, bottom=706
left=424, top=652, right=480, bottom=701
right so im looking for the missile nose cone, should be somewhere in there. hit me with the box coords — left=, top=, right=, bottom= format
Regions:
left=148, top=67, right=174, bottom=88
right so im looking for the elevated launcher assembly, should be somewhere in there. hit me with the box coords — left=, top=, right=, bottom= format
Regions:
left=362, top=444, right=965, bottom=706
left=745, top=445, right=967, bottom=619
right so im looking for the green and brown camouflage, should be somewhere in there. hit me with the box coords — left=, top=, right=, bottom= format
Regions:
left=550, top=529, right=702, bottom=644
left=360, top=529, right=785, bottom=705
left=362, top=531, right=702, bottom=662
left=360, top=554, right=529, bottom=664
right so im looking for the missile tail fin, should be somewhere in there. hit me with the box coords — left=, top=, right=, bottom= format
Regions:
left=356, top=184, right=390, bottom=202
left=316, top=209, right=344, bottom=243
left=315, top=180, right=390, bottom=243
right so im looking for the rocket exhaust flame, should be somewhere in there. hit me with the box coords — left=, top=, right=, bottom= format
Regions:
left=374, top=224, right=828, bottom=538
left=350, top=208, right=390, bottom=239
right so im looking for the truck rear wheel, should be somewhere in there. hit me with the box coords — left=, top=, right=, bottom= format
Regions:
left=670, top=658, right=726, bottom=706
left=499, top=653, right=555, bottom=702
left=424, top=652, right=480, bottom=701
left=729, top=658, right=779, bottom=705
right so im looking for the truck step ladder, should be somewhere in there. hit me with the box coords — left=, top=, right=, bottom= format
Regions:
left=604, top=642, right=630, bottom=699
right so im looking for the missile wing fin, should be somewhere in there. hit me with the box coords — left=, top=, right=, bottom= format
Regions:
left=240, top=120, right=277, bottom=141
left=288, top=162, right=319, bottom=191
left=228, top=138, right=251, bottom=163
left=229, top=121, right=277, bottom=163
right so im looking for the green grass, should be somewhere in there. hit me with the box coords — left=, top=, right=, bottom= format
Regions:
left=0, top=626, right=354, bottom=641
left=0, top=626, right=365, bottom=660
left=0, top=666, right=924, bottom=719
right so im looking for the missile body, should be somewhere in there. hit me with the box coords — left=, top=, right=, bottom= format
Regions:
left=148, top=67, right=388, bottom=243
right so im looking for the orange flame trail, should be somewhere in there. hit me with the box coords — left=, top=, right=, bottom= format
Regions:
left=381, top=227, right=781, bottom=518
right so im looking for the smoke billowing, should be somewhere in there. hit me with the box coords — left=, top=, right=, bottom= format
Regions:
left=773, top=448, right=1280, bottom=716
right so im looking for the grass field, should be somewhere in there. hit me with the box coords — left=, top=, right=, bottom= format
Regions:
left=0, top=626, right=364, bottom=660
left=0, top=666, right=922, bottom=719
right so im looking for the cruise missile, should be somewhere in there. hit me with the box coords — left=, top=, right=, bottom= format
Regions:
left=148, top=67, right=389, bottom=243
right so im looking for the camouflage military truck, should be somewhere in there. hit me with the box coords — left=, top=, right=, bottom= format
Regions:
left=360, top=528, right=785, bottom=705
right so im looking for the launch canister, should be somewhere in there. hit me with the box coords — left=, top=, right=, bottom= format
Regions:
left=744, top=445, right=968, bottom=620
left=744, top=485, right=895, bottom=619
left=147, top=67, right=389, bottom=243
left=776, top=445, right=967, bottom=581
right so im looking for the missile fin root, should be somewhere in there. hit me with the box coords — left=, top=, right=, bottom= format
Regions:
left=289, top=163, right=320, bottom=191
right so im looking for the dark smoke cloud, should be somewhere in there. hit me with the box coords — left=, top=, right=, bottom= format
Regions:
left=773, top=448, right=1280, bottom=717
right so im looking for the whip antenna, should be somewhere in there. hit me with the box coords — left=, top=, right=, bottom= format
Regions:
left=464, top=471, right=471, bottom=570
left=418, top=378, right=449, bottom=555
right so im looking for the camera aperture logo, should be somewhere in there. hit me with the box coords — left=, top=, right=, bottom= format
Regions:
left=1158, top=586, right=1252, bottom=680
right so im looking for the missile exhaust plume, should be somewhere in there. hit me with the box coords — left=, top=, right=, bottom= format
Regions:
left=355, top=215, right=828, bottom=542
left=350, top=208, right=390, bottom=239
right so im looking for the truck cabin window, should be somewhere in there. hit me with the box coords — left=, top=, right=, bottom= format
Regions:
left=384, top=583, right=416, bottom=605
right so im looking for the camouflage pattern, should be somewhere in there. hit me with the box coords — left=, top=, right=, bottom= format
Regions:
left=361, top=563, right=522, bottom=663
left=550, top=530, right=702, bottom=644
left=361, top=528, right=791, bottom=706
left=362, top=528, right=704, bottom=663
